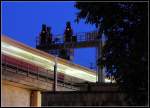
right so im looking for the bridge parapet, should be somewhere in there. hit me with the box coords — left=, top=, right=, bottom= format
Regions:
left=2, top=54, right=80, bottom=91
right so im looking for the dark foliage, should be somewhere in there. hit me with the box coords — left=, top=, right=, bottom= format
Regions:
left=75, top=2, right=148, bottom=106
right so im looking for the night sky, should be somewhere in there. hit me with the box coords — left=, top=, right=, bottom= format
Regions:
left=2, top=1, right=97, bottom=70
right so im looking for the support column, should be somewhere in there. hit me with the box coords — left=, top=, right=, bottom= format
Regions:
left=69, top=48, right=74, bottom=62
left=96, top=39, right=104, bottom=83
left=30, top=91, right=41, bottom=107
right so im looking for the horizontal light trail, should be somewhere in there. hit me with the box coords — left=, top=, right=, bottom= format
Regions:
left=1, top=41, right=96, bottom=82
left=2, top=36, right=114, bottom=83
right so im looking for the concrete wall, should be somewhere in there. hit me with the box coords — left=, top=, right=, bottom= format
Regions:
left=42, top=91, right=127, bottom=106
left=1, top=84, right=31, bottom=107
left=41, top=83, right=128, bottom=106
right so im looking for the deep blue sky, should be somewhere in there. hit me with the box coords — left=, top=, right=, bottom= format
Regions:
left=2, top=1, right=97, bottom=70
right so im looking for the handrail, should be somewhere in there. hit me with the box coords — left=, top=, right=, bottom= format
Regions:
left=36, top=31, right=100, bottom=46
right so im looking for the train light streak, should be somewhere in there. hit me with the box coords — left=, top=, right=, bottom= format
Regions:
left=2, top=36, right=115, bottom=83
left=1, top=41, right=96, bottom=82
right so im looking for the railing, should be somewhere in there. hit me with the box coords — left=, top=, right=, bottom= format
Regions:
left=36, top=31, right=100, bottom=46
left=1, top=54, right=80, bottom=91
left=76, top=31, right=99, bottom=42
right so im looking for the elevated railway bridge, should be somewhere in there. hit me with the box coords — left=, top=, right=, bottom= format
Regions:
left=1, top=35, right=97, bottom=106
left=1, top=34, right=111, bottom=107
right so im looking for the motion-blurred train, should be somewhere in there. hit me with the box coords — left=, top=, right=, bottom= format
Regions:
left=2, top=54, right=67, bottom=83
left=1, top=35, right=97, bottom=85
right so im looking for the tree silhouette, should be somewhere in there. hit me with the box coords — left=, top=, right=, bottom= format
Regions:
left=75, top=2, right=148, bottom=106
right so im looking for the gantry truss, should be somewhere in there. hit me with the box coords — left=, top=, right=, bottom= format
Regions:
left=36, top=31, right=104, bottom=82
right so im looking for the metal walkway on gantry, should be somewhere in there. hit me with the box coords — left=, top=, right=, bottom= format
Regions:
left=36, top=31, right=102, bottom=50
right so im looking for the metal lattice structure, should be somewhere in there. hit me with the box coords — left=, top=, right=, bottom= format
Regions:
left=36, top=24, right=104, bottom=82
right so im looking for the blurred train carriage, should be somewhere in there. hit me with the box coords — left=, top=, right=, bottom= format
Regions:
left=1, top=35, right=97, bottom=86
left=2, top=54, right=66, bottom=83
left=2, top=53, right=87, bottom=85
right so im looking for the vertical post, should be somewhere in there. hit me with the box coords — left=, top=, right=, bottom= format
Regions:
left=53, top=56, right=57, bottom=92
left=5, top=55, right=7, bottom=73
left=27, top=63, right=29, bottom=77
left=46, top=70, right=48, bottom=82
left=16, top=60, right=18, bottom=74
left=37, top=67, right=39, bottom=80
left=97, top=37, right=104, bottom=83
left=4, top=55, right=7, bottom=71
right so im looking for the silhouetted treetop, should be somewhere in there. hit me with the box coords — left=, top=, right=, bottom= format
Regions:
left=75, top=2, right=148, bottom=106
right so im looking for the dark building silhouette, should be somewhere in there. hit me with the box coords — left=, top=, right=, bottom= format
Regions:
left=46, top=27, right=52, bottom=45
left=40, top=24, right=53, bottom=45
left=40, top=24, right=47, bottom=45
left=64, top=21, right=73, bottom=43
left=38, top=23, right=73, bottom=61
